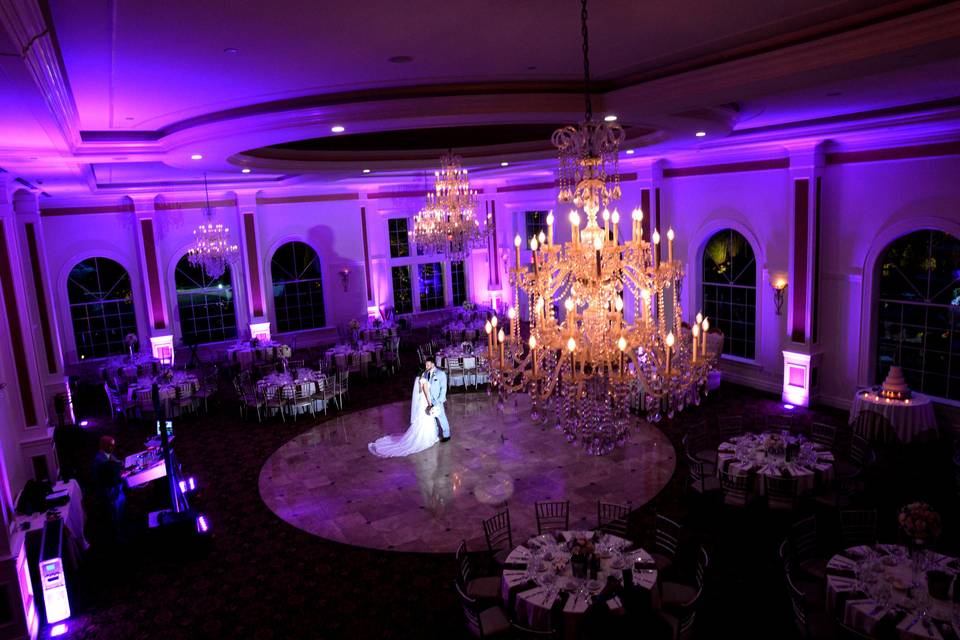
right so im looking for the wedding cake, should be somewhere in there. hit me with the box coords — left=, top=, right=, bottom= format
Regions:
left=879, top=366, right=912, bottom=400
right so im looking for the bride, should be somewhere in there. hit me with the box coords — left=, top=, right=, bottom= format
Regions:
left=368, top=375, right=439, bottom=458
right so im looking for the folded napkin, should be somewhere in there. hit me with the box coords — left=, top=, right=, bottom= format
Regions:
left=505, top=546, right=531, bottom=564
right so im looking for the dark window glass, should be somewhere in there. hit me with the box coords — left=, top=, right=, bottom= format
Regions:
left=702, top=229, right=756, bottom=359
left=67, top=258, right=137, bottom=359
left=388, top=218, right=410, bottom=258
left=175, top=256, right=237, bottom=345
left=451, top=261, right=467, bottom=307
left=876, top=230, right=960, bottom=400
left=271, top=241, right=326, bottom=333
left=391, top=266, right=413, bottom=314
left=525, top=211, right=548, bottom=243
left=418, top=262, right=445, bottom=311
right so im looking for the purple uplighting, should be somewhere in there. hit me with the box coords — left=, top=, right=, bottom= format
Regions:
left=196, top=515, right=209, bottom=534
left=50, top=623, right=68, bottom=637
left=79, top=420, right=89, bottom=427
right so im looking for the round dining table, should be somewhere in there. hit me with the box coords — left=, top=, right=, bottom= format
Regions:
left=501, top=530, right=658, bottom=639
left=850, top=390, right=938, bottom=443
left=716, top=432, right=834, bottom=497
left=826, top=543, right=960, bottom=639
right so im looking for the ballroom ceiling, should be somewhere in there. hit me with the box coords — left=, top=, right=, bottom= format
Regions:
left=1, top=0, right=959, bottom=196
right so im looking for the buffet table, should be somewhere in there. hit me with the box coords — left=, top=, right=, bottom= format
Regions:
left=850, top=391, right=938, bottom=443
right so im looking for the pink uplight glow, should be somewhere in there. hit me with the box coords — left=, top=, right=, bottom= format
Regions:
left=51, top=623, right=69, bottom=637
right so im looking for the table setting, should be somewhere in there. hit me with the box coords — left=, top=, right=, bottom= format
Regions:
left=500, top=530, right=658, bottom=638
left=102, top=352, right=161, bottom=380
left=717, top=431, right=834, bottom=496
left=850, top=389, right=937, bottom=444
left=127, top=370, right=199, bottom=404
left=227, top=339, right=291, bottom=369
left=443, top=319, right=486, bottom=342
left=826, top=543, right=960, bottom=639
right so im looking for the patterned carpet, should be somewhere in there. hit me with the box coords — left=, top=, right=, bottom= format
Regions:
left=48, top=342, right=960, bottom=640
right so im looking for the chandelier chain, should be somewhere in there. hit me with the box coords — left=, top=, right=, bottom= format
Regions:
left=580, top=0, right=592, bottom=121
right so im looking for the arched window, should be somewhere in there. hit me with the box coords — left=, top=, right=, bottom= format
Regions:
left=702, top=229, right=757, bottom=359
left=271, top=241, right=326, bottom=332
left=174, top=255, right=237, bottom=344
left=67, top=257, right=137, bottom=359
left=876, top=230, right=960, bottom=400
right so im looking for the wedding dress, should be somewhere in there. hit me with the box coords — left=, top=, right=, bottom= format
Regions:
left=368, top=377, right=439, bottom=458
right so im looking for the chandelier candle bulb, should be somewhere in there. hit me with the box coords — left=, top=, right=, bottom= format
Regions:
left=485, top=321, right=493, bottom=353
left=611, top=210, right=620, bottom=244
left=603, top=209, right=610, bottom=236
left=701, top=318, right=709, bottom=355
left=665, top=332, right=675, bottom=379
left=667, top=228, right=674, bottom=263
left=652, top=229, right=660, bottom=267
left=529, top=336, right=538, bottom=376
left=514, top=235, right=522, bottom=270
left=569, top=211, right=581, bottom=246
left=546, top=211, right=554, bottom=245
left=692, top=324, right=700, bottom=362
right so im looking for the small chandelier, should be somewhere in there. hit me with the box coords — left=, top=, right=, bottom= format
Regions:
left=484, top=0, right=718, bottom=455
left=187, top=174, right=239, bottom=279
left=412, top=152, right=491, bottom=259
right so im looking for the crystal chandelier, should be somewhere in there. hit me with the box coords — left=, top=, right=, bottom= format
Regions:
left=187, top=174, right=239, bottom=279
left=412, top=152, right=490, bottom=259
left=484, top=0, right=718, bottom=455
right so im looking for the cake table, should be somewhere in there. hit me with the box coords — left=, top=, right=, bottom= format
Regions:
left=849, top=390, right=937, bottom=443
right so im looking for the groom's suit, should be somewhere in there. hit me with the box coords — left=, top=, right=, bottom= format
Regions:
left=424, top=368, right=450, bottom=439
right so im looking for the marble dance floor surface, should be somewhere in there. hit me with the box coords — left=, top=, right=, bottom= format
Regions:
left=259, top=393, right=676, bottom=553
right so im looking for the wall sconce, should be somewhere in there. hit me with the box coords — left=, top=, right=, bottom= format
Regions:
left=338, top=268, right=350, bottom=292
left=771, top=276, right=787, bottom=315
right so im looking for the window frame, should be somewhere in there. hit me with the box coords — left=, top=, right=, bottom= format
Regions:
left=66, top=257, right=138, bottom=360
left=270, top=241, right=327, bottom=334
left=418, top=262, right=446, bottom=311
left=873, top=229, right=960, bottom=401
left=700, top=228, right=758, bottom=361
left=173, top=254, right=238, bottom=345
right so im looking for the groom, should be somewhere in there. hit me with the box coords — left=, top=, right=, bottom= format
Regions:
left=423, top=358, right=450, bottom=442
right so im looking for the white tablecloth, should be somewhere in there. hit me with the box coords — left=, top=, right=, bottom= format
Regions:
left=501, top=531, right=657, bottom=639
left=850, top=391, right=938, bottom=443
left=717, top=434, right=834, bottom=497
left=13, top=480, right=87, bottom=549
left=826, top=544, right=960, bottom=639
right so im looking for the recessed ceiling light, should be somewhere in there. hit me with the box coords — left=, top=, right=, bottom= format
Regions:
left=500, top=161, right=509, bottom=167
left=695, top=131, right=707, bottom=138
left=625, top=149, right=635, bottom=155
left=190, top=153, right=203, bottom=160
left=362, top=169, right=371, bottom=174
left=604, top=114, right=618, bottom=122
left=388, top=55, right=414, bottom=63
left=331, top=125, right=345, bottom=133
left=224, top=47, right=239, bottom=55
left=241, top=168, right=251, bottom=174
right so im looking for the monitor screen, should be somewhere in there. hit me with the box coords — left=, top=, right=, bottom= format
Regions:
left=155, top=420, right=174, bottom=437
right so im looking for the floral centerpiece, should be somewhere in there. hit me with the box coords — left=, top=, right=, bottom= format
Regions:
left=124, top=333, right=139, bottom=358
left=278, top=345, right=292, bottom=359
left=569, top=537, right=595, bottom=556
left=899, top=502, right=941, bottom=546
left=762, top=433, right=784, bottom=456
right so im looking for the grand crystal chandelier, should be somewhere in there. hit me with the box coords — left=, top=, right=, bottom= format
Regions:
left=187, top=174, right=239, bottom=279
left=484, top=0, right=719, bottom=455
left=412, top=152, right=490, bottom=259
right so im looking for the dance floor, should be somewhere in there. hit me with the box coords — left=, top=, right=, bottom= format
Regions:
left=259, top=392, right=676, bottom=552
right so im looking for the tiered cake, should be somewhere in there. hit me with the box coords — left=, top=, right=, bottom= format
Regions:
left=879, top=366, right=912, bottom=400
